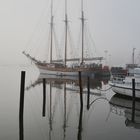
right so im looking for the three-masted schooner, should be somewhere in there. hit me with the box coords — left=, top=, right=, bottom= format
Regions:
left=23, top=0, right=104, bottom=76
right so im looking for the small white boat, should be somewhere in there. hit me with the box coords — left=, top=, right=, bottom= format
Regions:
left=109, top=68, right=140, bottom=98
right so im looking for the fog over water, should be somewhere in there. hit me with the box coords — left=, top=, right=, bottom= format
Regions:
left=0, top=65, right=140, bottom=140
left=0, top=0, right=140, bottom=66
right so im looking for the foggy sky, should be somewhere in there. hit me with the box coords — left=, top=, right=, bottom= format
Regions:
left=0, top=0, right=140, bottom=67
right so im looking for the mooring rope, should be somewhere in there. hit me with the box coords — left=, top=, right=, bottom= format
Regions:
left=94, top=86, right=112, bottom=92
left=90, top=97, right=110, bottom=106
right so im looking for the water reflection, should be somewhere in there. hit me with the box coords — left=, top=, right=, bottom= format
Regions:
left=110, top=94, right=140, bottom=129
left=42, top=79, right=46, bottom=117
left=26, top=73, right=110, bottom=91
left=19, top=104, right=24, bottom=140
left=77, top=98, right=83, bottom=140
left=19, top=73, right=110, bottom=140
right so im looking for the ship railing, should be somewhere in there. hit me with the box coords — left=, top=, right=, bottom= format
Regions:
left=52, top=57, right=103, bottom=63
left=111, top=77, right=125, bottom=84
left=111, top=77, right=140, bottom=87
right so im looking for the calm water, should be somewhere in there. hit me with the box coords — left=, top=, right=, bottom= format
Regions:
left=0, top=65, right=140, bottom=140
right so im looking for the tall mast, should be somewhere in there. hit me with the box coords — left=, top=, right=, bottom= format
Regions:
left=64, top=0, right=68, bottom=66
left=81, top=0, right=85, bottom=65
left=132, top=48, right=136, bottom=66
left=50, top=0, right=54, bottom=63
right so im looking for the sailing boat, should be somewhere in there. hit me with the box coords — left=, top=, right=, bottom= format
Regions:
left=23, top=0, right=105, bottom=76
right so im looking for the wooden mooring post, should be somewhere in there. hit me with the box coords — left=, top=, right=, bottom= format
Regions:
left=87, top=76, right=90, bottom=110
left=42, top=79, right=46, bottom=117
left=19, top=71, right=26, bottom=140
left=131, top=79, right=136, bottom=122
left=78, top=71, right=83, bottom=140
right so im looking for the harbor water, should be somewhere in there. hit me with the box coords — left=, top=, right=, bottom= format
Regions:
left=0, top=65, right=140, bottom=140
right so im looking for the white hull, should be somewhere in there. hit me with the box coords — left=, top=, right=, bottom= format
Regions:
left=36, top=63, right=95, bottom=77
left=38, top=67, right=78, bottom=76
left=110, top=82, right=140, bottom=98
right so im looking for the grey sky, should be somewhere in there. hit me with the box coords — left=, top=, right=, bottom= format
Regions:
left=0, top=0, right=140, bottom=66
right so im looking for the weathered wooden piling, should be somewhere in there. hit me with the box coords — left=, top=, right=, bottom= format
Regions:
left=87, top=76, right=90, bottom=110
left=19, top=71, right=26, bottom=140
left=78, top=71, right=83, bottom=140
left=19, top=71, right=25, bottom=116
left=132, top=79, right=136, bottom=99
left=42, top=79, right=46, bottom=117
left=132, top=78, right=136, bottom=122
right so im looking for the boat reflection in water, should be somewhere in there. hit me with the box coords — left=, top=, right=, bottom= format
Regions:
left=19, top=74, right=109, bottom=140
left=109, top=94, right=140, bottom=129
left=26, top=73, right=110, bottom=91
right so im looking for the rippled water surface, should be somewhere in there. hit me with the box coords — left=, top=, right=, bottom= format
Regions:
left=0, top=65, right=140, bottom=140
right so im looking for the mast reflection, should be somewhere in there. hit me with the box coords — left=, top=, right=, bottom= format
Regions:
left=78, top=101, right=83, bottom=140
left=42, top=79, right=46, bottom=117
left=19, top=101, right=24, bottom=140
left=22, top=72, right=109, bottom=140
left=26, top=73, right=110, bottom=91
left=49, top=82, right=53, bottom=140
left=63, top=83, right=67, bottom=139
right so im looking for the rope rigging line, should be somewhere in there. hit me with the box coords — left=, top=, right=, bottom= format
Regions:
left=59, top=27, right=66, bottom=59
left=23, top=0, right=64, bottom=63
left=77, top=24, right=82, bottom=60
left=53, top=27, right=61, bottom=59
left=86, top=23, right=101, bottom=56
left=32, top=32, right=48, bottom=61
left=34, top=28, right=49, bottom=60
left=45, top=29, right=52, bottom=62
left=84, top=24, right=94, bottom=58
left=24, top=16, right=51, bottom=62
left=23, top=1, right=51, bottom=53
left=67, top=25, right=76, bottom=59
